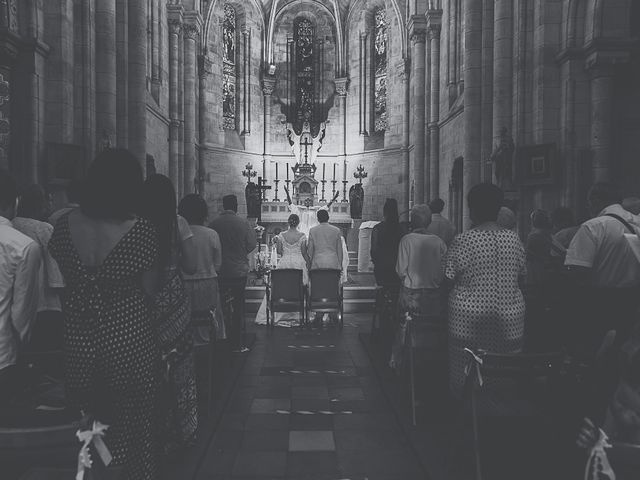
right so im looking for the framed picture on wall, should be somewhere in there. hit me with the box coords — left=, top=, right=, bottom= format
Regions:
left=517, top=143, right=556, bottom=185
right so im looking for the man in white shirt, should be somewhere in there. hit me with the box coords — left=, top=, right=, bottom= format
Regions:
left=565, top=182, right=640, bottom=359
left=0, top=170, right=42, bottom=405
left=426, top=198, right=456, bottom=245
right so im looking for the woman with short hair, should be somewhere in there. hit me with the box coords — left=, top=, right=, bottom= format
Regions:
left=49, top=148, right=161, bottom=479
left=445, top=183, right=526, bottom=397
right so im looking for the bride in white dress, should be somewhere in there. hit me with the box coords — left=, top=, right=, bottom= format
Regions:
left=255, top=214, right=309, bottom=326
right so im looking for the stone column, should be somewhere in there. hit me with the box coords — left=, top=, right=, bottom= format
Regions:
left=183, top=22, right=200, bottom=195
left=463, top=0, right=483, bottom=228
left=492, top=0, right=513, bottom=172
left=409, top=16, right=427, bottom=204
left=95, top=0, right=117, bottom=148
left=335, top=77, right=349, bottom=198
left=128, top=0, right=147, bottom=166
left=178, top=24, right=185, bottom=199
left=427, top=8, right=442, bottom=200
left=168, top=17, right=182, bottom=190
left=359, top=32, right=368, bottom=135
left=262, top=75, right=275, bottom=191
left=115, top=0, right=128, bottom=149
left=586, top=52, right=626, bottom=183
left=447, top=0, right=458, bottom=105
left=399, top=59, right=410, bottom=220
left=198, top=53, right=213, bottom=194
left=241, top=27, right=251, bottom=136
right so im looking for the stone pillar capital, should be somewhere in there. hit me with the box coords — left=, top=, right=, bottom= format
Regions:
left=426, top=9, right=442, bottom=40
left=168, top=18, right=183, bottom=35
left=262, top=76, right=276, bottom=96
left=396, top=59, right=410, bottom=82
left=409, top=15, right=427, bottom=44
left=183, top=23, right=200, bottom=40
left=334, top=77, right=349, bottom=96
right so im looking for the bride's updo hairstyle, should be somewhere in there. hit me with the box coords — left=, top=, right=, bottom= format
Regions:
left=288, top=214, right=300, bottom=228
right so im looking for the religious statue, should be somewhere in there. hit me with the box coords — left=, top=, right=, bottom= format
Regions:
left=310, top=122, right=326, bottom=165
left=286, top=121, right=326, bottom=165
left=286, top=123, right=301, bottom=164
left=491, top=127, right=515, bottom=190
left=245, top=181, right=262, bottom=219
left=349, top=184, right=364, bottom=219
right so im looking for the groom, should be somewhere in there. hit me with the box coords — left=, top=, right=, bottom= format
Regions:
left=307, top=209, right=344, bottom=323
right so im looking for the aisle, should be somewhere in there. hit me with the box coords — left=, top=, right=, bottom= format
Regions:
left=194, top=314, right=427, bottom=479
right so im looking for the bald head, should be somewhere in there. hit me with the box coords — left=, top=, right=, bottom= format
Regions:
left=411, top=204, right=432, bottom=230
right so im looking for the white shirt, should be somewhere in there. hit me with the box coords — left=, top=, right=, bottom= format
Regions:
left=12, top=217, right=64, bottom=312
left=182, top=225, right=222, bottom=280
left=396, top=231, right=447, bottom=289
left=565, top=204, right=640, bottom=288
left=426, top=214, right=456, bottom=246
left=0, top=216, right=42, bottom=370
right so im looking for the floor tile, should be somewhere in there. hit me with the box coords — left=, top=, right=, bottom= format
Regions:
left=286, top=452, right=340, bottom=476
left=249, top=398, right=291, bottom=414
left=241, top=430, right=289, bottom=451
left=289, top=413, right=334, bottom=431
left=291, top=385, right=329, bottom=399
left=244, top=413, right=290, bottom=431
left=288, top=430, right=336, bottom=452
left=232, top=451, right=287, bottom=477
left=328, top=387, right=365, bottom=401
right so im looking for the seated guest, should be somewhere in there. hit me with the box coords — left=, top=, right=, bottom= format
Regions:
left=426, top=198, right=456, bottom=245
left=370, top=198, right=404, bottom=287
left=48, top=179, right=82, bottom=226
left=49, top=149, right=161, bottom=479
left=0, top=170, right=41, bottom=406
left=210, top=194, right=257, bottom=351
left=551, top=206, right=579, bottom=249
left=565, top=182, right=640, bottom=359
left=445, top=183, right=526, bottom=398
left=179, top=193, right=223, bottom=343
left=139, top=174, right=198, bottom=455
left=13, top=184, right=65, bottom=352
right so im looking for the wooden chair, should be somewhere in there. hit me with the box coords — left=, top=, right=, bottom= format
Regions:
left=190, top=307, right=217, bottom=416
left=308, top=269, right=343, bottom=328
left=267, top=269, right=307, bottom=327
left=454, top=348, right=567, bottom=480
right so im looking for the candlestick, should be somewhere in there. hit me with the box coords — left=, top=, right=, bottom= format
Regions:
left=322, top=163, right=326, bottom=181
left=331, top=180, right=337, bottom=199
left=333, top=163, right=336, bottom=181
left=343, top=162, right=347, bottom=181
left=286, top=163, right=289, bottom=181
left=275, top=162, right=279, bottom=181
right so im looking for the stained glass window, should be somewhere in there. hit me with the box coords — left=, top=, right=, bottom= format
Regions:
left=295, top=18, right=315, bottom=123
left=373, top=7, right=388, bottom=132
left=222, top=4, right=236, bottom=130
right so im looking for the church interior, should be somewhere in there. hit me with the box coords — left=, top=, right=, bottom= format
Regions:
left=2, top=0, right=640, bottom=479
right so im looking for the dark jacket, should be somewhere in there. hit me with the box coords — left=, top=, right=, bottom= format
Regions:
left=210, top=210, right=257, bottom=278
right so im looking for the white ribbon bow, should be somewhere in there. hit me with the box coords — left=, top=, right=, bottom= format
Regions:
left=584, top=428, right=615, bottom=480
left=76, top=420, right=113, bottom=480
left=463, top=348, right=484, bottom=387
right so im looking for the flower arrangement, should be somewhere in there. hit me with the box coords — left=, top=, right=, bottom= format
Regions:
left=254, top=224, right=265, bottom=242
left=252, top=250, right=272, bottom=281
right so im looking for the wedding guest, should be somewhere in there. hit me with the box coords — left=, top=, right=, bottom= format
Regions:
left=426, top=198, right=455, bottom=245
left=13, top=184, right=65, bottom=353
left=445, top=183, right=526, bottom=397
left=551, top=206, right=579, bottom=249
left=179, top=193, right=223, bottom=343
left=370, top=198, right=404, bottom=287
left=139, top=174, right=198, bottom=454
left=565, top=182, right=640, bottom=359
left=497, top=206, right=517, bottom=230
left=49, top=149, right=160, bottom=479
left=48, top=179, right=82, bottom=226
left=0, top=170, right=41, bottom=406
left=210, top=194, right=257, bottom=351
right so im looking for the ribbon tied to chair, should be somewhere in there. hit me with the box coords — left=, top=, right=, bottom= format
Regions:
left=584, top=428, right=615, bottom=480
left=75, top=420, right=113, bottom=480
left=464, top=348, right=484, bottom=387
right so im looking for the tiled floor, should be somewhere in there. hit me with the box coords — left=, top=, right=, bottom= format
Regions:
left=195, top=314, right=427, bottom=479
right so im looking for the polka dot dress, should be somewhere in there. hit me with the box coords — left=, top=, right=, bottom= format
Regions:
left=445, top=228, right=526, bottom=397
left=49, top=215, right=160, bottom=480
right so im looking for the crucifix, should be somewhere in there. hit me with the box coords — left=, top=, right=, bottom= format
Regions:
left=301, top=137, right=313, bottom=164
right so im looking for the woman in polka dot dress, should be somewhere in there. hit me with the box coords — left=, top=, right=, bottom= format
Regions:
left=444, top=183, right=527, bottom=398
left=49, top=149, right=161, bottom=480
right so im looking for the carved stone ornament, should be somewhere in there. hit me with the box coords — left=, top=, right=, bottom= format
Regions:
left=168, top=19, right=183, bottom=35
left=334, top=77, right=349, bottom=97
left=184, top=23, right=200, bottom=40
left=262, top=77, right=276, bottom=96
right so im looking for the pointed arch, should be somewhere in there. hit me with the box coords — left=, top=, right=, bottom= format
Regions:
left=202, top=0, right=265, bottom=56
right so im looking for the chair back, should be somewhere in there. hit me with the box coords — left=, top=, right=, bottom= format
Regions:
left=271, top=269, right=304, bottom=302
left=607, top=443, right=640, bottom=479
left=309, top=269, right=341, bottom=304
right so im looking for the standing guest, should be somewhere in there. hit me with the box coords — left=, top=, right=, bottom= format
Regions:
left=210, top=194, right=257, bottom=351
left=370, top=198, right=404, bottom=287
left=525, top=209, right=553, bottom=287
left=178, top=193, right=223, bottom=343
left=496, top=206, right=517, bottom=231
left=139, top=174, right=198, bottom=455
left=308, top=209, right=344, bottom=323
left=426, top=198, right=456, bottom=245
left=48, top=179, right=82, bottom=226
left=565, top=182, right=640, bottom=359
left=48, top=149, right=160, bottom=479
left=445, top=183, right=526, bottom=397
left=391, top=205, right=447, bottom=368
left=0, top=170, right=41, bottom=406
left=551, top=206, right=579, bottom=249
left=12, top=184, right=65, bottom=353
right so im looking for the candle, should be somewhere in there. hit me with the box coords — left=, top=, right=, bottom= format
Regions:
left=276, top=162, right=279, bottom=180
left=286, top=163, right=289, bottom=180
left=322, top=163, right=326, bottom=181
left=333, top=163, right=336, bottom=181
left=343, top=162, right=347, bottom=181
